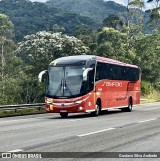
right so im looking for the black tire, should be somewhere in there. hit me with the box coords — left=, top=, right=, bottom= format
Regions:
left=91, top=101, right=101, bottom=117
left=121, top=99, right=132, bottom=112
left=60, top=112, right=68, bottom=118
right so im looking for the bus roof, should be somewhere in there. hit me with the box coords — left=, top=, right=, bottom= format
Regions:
left=50, top=55, right=138, bottom=68
left=50, top=55, right=95, bottom=66
left=95, top=56, right=138, bottom=68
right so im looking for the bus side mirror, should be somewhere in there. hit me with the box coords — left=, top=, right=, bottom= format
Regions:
left=83, top=68, right=93, bottom=81
left=38, top=70, right=47, bottom=82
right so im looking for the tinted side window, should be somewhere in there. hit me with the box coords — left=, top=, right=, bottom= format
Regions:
left=96, top=62, right=139, bottom=81
left=130, top=68, right=139, bottom=81
left=110, top=65, right=124, bottom=80
left=96, top=63, right=123, bottom=80
left=124, top=67, right=139, bottom=81
left=96, top=62, right=103, bottom=81
left=96, top=62, right=109, bottom=80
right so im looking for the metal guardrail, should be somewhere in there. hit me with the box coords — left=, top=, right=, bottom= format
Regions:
left=0, top=103, right=45, bottom=111
left=0, top=100, right=149, bottom=110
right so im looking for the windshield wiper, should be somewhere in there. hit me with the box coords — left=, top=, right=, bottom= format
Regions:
left=54, top=79, right=72, bottom=96
left=64, top=80, right=72, bottom=96
left=54, top=79, right=63, bottom=96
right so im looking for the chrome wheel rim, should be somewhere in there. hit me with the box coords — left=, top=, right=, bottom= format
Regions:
left=129, top=103, right=132, bottom=110
left=96, top=104, right=99, bottom=115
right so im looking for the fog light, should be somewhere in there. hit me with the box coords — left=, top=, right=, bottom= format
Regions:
left=49, top=105, right=53, bottom=111
left=78, top=106, right=84, bottom=111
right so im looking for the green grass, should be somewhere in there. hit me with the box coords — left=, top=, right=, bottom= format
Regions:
left=140, top=99, right=158, bottom=104
left=141, top=90, right=160, bottom=104
left=0, top=107, right=46, bottom=117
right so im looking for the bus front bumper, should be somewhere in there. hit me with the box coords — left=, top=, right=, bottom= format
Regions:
left=45, top=103, right=86, bottom=113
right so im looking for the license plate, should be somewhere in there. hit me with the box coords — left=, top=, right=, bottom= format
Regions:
left=60, top=110, right=67, bottom=112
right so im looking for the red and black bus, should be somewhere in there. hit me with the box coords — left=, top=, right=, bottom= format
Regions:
left=38, top=55, right=141, bottom=117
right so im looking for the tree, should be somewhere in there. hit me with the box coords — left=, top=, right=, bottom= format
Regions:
left=15, top=31, right=90, bottom=102
left=0, top=13, right=14, bottom=39
left=123, top=0, right=145, bottom=54
left=96, top=27, right=135, bottom=63
left=0, top=53, right=28, bottom=104
left=0, top=14, right=14, bottom=96
left=134, top=33, right=160, bottom=84
left=0, top=14, right=31, bottom=104
left=103, top=14, right=124, bottom=30
left=146, top=0, right=160, bottom=32
left=127, top=0, right=145, bottom=33
left=16, top=31, right=90, bottom=74
left=74, top=24, right=98, bottom=53
left=53, top=24, right=65, bottom=33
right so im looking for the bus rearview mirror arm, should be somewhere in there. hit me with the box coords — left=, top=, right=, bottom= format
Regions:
left=83, top=68, right=93, bottom=81
left=38, top=70, right=47, bottom=82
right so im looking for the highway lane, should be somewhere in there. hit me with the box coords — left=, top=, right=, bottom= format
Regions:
left=0, top=102, right=160, bottom=160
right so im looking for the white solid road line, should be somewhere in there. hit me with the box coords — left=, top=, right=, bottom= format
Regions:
left=8, top=149, right=23, bottom=152
left=0, top=116, right=92, bottom=125
left=78, top=128, right=115, bottom=137
left=138, top=118, right=157, bottom=123
left=0, top=119, right=29, bottom=124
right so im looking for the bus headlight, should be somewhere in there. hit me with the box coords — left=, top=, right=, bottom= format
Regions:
left=78, top=106, right=84, bottom=111
left=46, top=98, right=52, bottom=104
left=74, top=96, right=89, bottom=104
left=75, top=100, right=83, bottom=104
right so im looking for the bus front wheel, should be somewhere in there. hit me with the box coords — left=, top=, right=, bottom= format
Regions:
left=91, top=101, right=101, bottom=117
left=60, top=112, right=68, bottom=118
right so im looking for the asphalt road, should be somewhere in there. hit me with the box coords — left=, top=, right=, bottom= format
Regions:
left=0, top=102, right=160, bottom=161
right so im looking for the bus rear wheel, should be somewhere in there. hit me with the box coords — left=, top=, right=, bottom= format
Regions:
left=121, top=99, right=132, bottom=112
left=60, top=112, right=68, bottom=118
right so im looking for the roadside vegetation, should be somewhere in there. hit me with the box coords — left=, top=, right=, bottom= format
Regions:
left=0, top=107, right=45, bottom=117
left=0, top=0, right=160, bottom=107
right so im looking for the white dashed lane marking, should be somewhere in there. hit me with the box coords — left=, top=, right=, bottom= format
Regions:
left=138, top=118, right=157, bottom=123
left=78, top=128, right=115, bottom=137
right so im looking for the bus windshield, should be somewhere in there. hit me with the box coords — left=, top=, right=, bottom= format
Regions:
left=47, top=65, right=87, bottom=97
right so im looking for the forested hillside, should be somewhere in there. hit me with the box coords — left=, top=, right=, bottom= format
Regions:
left=0, top=0, right=153, bottom=41
left=46, top=0, right=126, bottom=23
left=0, top=0, right=98, bottom=41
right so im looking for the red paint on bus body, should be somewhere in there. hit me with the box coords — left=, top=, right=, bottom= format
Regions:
left=44, top=55, right=141, bottom=114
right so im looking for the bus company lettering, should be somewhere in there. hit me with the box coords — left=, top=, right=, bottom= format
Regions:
left=102, top=82, right=122, bottom=87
